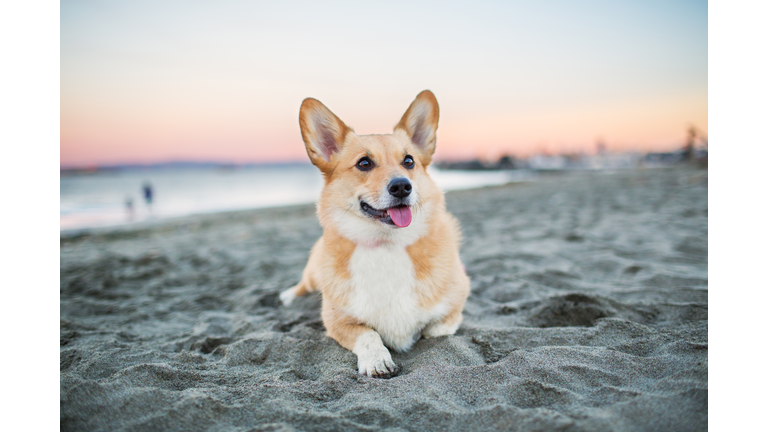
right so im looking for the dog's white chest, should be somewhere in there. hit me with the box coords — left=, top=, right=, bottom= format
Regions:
left=346, top=244, right=439, bottom=351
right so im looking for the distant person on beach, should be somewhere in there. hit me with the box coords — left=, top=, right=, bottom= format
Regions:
left=684, top=127, right=697, bottom=162
left=125, top=196, right=134, bottom=220
left=143, top=182, right=153, bottom=209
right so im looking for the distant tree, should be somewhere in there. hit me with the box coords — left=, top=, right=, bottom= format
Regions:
left=496, top=155, right=515, bottom=170
left=684, top=127, right=696, bottom=161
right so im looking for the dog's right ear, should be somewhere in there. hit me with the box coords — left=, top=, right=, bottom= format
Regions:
left=394, top=90, right=439, bottom=167
left=299, top=98, right=353, bottom=173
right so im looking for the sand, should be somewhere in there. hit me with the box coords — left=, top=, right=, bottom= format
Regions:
left=60, top=166, right=708, bottom=431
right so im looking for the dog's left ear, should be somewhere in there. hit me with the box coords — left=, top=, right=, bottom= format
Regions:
left=394, top=90, right=440, bottom=166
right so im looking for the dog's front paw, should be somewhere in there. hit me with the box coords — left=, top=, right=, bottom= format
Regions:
left=279, top=287, right=297, bottom=306
left=354, top=331, right=398, bottom=378
left=357, top=347, right=398, bottom=379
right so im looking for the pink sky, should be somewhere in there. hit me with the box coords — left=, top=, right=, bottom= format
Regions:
left=61, top=1, right=707, bottom=167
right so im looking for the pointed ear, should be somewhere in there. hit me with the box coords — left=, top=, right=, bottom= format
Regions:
left=394, top=90, right=439, bottom=166
left=299, top=98, right=353, bottom=172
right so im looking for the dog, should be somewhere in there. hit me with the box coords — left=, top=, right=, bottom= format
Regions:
left=280, top=90, right=470, bottom=378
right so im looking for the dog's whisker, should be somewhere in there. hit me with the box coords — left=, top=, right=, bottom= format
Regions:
left=341, top=202, right=354, bottom=218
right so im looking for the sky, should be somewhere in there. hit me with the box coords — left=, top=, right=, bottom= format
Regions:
left=60, top=0, right=707, bottom=167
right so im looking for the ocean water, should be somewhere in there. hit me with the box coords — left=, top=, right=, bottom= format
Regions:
left=60, top=165, right=533, bottom=231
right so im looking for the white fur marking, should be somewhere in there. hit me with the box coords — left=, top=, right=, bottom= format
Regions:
left=279, top=287, right=297, bottom=306
left=345, top=244, right=449, bottom=352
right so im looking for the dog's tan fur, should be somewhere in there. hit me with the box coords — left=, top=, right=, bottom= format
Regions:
left=280, top=90, right=470, bottom=378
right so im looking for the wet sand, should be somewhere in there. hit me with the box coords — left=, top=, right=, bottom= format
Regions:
left=60, top=166, right=707, bottom=431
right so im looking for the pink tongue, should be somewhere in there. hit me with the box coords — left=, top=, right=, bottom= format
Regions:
left=387, top=206, right=412, bottom=227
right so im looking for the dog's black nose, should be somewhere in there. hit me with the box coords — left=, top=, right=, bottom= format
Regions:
left=388, top=178, right=412, bottom=198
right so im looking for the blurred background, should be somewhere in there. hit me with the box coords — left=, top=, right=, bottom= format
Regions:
left=60, top=0, right=707, bottom=231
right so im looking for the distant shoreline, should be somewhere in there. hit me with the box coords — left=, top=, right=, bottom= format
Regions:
left=59, top=161, right=313, bottom=177
left=60, top=146, right=706, bottom=176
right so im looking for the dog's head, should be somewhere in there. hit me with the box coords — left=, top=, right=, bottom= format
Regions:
left=299, top=90, right=444, bottom=245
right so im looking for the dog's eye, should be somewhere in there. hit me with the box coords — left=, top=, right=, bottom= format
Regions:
left=356, top=157, right=373, bottom=171
left=403, top=155, right=415, bottom=169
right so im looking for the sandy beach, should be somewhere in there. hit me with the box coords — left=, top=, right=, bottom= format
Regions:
left=60, top=166, right=707, bottom=431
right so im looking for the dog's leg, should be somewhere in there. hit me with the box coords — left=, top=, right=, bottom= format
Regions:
left=281, top=238, right=327, bottom=306
left=423, top=265, right=469, bottom=338
left=422, top=307, right=463, bottom=339
left=323, top=305, right=398, bottom=378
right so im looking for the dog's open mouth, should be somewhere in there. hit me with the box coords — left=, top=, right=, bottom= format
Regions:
left=360, top=201, right=412, bottom=228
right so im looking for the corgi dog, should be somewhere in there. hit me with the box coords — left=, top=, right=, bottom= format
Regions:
left=280, top=90, right=470, bottom=378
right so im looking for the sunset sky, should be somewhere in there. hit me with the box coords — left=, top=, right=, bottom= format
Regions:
left=60, top=0, right=707, bottom=167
